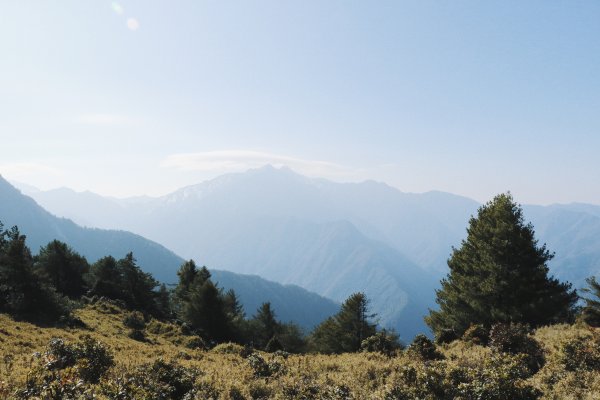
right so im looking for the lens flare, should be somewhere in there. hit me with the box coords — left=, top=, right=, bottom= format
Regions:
left=111, top=2, right=124, bottom=15
left=127, top=18, right=140, bottom=31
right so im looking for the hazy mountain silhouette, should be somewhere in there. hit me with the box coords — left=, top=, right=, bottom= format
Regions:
left=17, top=166, right=600, bottom=335
left=0, top=175, right=339, bottom=329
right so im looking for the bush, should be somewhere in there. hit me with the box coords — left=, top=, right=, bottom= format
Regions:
left=246, top=353, right=283, bottom=378
left=558, top=335, right=600, bottom=372
left=435, top=328, right=459, bottom=345
left=489, top=323, right=545, bottom=373
left=265, top=336, right=284, bottom=353
left=212, top=342, right=245, bottom=355
left=183, top=335, right=206, bottom=350
left=44, top=336, right=114, bottom=383
left=407, top=334, right=444, bottom=361
left=456, top=354, right=543, bottom=399
left=123, top=311, right=146, bottom=330
left=100, top=359, right=198, bottom=400
left=128, top=328, right=147, bottom=342
left=462, top=324, right=489, bottom=345
left=361, top=330, right=403, bottom=356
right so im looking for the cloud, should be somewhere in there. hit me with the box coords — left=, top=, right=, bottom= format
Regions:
left=127, top=18, right=140, bottom=31
left=72, top=113, right=139, bottom=126
left=160, top=150, right=359, bottom=180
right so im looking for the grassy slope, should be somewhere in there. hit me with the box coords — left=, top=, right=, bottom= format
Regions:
left=1, top=305, right=599, bottom=399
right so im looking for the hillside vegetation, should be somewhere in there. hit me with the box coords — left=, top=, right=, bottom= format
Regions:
left=0, top=303, right=599, bottom=399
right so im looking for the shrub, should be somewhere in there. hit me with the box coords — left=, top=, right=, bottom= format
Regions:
left=435, top=328, right=459, bottom=345
left=184, top=335, right=207, bottom=350
left=212, top=342, right=245, bottom=355
left=489, top=323, right=545, bottom=373
left=128, top=328, right=147, bottom=342
left=462, top=324, right=489, bottom=345
left=265, top=336, right=284, bottom=353
left=361, top=330, right=403, bottom=356
left=456, top=354, right=543, bottom=400
left=44, top=336, right=114, bottom=383
left=558, top=335, right=600, bottom=372
left=100, top=359, right=198, bottom=400
left=246, top=353, right=283, bottom=378
left=407, top=334, right=444, bottom=361
left=248, top=381, right=272, bottom=399
left=123, top=311, right=146, bottom=330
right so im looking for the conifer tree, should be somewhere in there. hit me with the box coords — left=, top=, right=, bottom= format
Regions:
left=581, top=276, right=600, bottom=327
left=173, top=261, right=237, bottom=342
left=0, top=223, right=69, bottom=322
left=426, top=193, right=577, bottom=337
left=310, top=292, right=376, bottom=353
left=252, top=302, right=279, bottom=348
left=35, top=240, right=89, bottom=298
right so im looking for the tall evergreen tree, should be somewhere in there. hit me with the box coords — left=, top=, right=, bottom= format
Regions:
left=86, top=256, right=122, bottom=300
left=581, top=276, right=600, bottom=327
left=426, top=193, right=578, bottom=336
left=85, top=253, right=162, bottom=316
left=252, top=302, right=279, bottom=348
left=0, top=223, right=69, bottom=322
left=34, top=240, right=89, bottom=298
left=310, top=292, right=376, bottom=354
left=173, top=261, right=237, bottom=342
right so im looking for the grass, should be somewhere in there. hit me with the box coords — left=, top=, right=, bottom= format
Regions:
left=0, top=302, right=599, bottom=399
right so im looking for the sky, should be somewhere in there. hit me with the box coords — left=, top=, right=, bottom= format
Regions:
left=1, top=1, right=600, bottom=205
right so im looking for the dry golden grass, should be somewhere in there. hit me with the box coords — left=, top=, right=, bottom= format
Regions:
left=0, top=303, right=599, bottom=399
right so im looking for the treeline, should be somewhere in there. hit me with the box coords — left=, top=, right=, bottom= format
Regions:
left=0, top=220, right=394, bottom=354
left=3, top=192, right=600, bottom=355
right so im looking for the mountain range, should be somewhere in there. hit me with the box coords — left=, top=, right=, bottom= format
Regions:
left=0, top=175, right=338, bottom=330
left=10, top=165, right=600, bottom=338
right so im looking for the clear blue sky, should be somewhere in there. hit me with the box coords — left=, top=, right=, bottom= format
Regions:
left=1, top=1, right=599, bottom=204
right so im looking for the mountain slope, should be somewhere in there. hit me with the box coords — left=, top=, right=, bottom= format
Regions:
left=0, top=176, right=338, bottom=329
left=0, top=176, right=182, bottom=283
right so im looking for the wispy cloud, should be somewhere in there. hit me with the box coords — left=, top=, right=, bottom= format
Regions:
left=72, top=113, right=140, bottom=126
left=160, top=150, right=359, bottom=180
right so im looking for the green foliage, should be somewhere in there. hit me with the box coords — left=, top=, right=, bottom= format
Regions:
left=20, top=335, right=115, bottom=397
left=426, top=193, right=578, bottom=337
left=86, top=253, right=164, bottom=317
left=407, top=334, right=444, bottom=361
left=100, top=359, right=198, bottom=399
left=489, top=323, right=545, bottom=374
left=173, top=260, right=237, bottom=343
left=435, top=328, right=459, bottom=345
left=123, top=310, right=146, bottom=330
left=246, top=353, right=283, bottom=378
left=34, top=240, right=89, bottom=298
left=0, top=223, right=71, bottom=323
left=462, top=324, right=489, bottom=345
left=310, top=292, right=377, bottom=354
left=251, top=302, right=279, bottom=349
left=361, top=330, right=403, bottom=356
left=582, top=276, right=600, bottom=327
left=558, top=335, right=600, bottom=372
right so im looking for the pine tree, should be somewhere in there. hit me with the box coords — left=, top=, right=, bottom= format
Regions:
left=581, top=276, right=600, bottom=327
left=0, top=223, right=69, bottom=322
left=182, top=278, right=231, bottom=342
left=252, top=302, right=279, bottom=349
left=426, top=193, right=577, bottom=337
left=173, top=261, right=236, bottom=342
left=34, top=240, right=89, bottom=298
left=310, top=292, right=376, bottom=353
